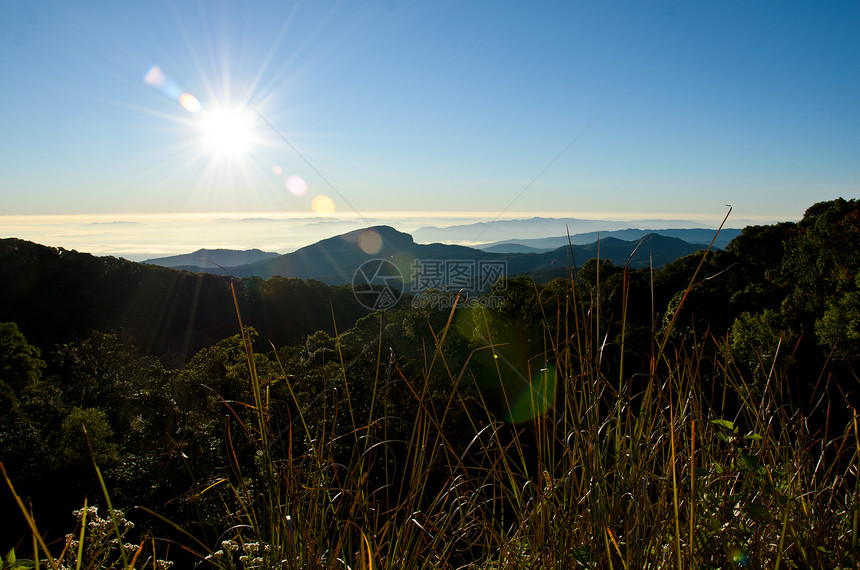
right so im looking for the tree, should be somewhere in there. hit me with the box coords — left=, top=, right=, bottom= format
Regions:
left=0, top=322, right=45, bottom=393
left=57, top=407, right=118, bottom=468
left=781, top=198, right=860, bottom=319
left=51, top=331, right=151, bottom=424
left=815, top=289, right=860, bottom=360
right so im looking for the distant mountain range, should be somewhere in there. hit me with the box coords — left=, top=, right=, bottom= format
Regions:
left=477, top=228, right=743, bottom=253
left=145, top=225, right=713, bottom=286
left=138, top=228, right=739, bottom=268
left=411, top=217, right=718, bottom=244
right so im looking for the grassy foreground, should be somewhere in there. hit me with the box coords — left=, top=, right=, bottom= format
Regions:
left=4, top=254, right=859, bottom=569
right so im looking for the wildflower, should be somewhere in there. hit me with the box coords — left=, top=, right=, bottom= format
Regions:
left=205, top=549, right=225, bottom=561
left=221, top=539, right=239, bottom=552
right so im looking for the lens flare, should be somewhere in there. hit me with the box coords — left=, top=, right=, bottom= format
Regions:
left=506, top=364, right=557, bottom=423
left=358, top=229, right=383, bottom=254
left=179, top=93, right=201, bottom=113
left=272, top=165, right=283, bottom=176
left=144, top=65, right=182, bottom=100
left=143, top=65, right=166, bottom=87
left=144, top=64, right=199, bottom=114
left=311, top=195, right=336, bottom=215
left=728, top=548, right=749, bottom=567
left=286, top=175, right=308, bottom=196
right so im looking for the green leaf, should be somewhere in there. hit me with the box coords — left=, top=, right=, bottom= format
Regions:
left=571, top=545, right=592, bottom=565
left=737, top=451, right=764, bottom=474
left=744, top=502, right=776, bottom=525
left=744, top=431, right=763, bottom=440
left=712, top=419, right=737, bottom=432
left=2, top=550, right=35, bottom=570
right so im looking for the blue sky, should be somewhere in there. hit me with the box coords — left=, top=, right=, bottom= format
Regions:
left=1, top=1, right=858, bottom=255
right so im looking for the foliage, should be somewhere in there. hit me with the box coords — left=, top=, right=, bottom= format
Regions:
left=0, top=322, right=45, bottom=393
left=1, top=548, right=35, bottom=569
left=816, top=289, right=860, bottom=359
left=0, top=240, right=372, bottom=365
left=2, top=199, right=860, bottom=567
left=58, top=407, right=119, bottom=468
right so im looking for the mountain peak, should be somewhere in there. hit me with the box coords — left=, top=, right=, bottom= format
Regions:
left=143, top=248, right=279, bottom=269
left=301, top=225, right=416, bottom=254
left=340, top=225, right=414, bottom=243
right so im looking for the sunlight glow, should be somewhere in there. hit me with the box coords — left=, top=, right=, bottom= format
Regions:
left=199, top=107, right=256, bottom=158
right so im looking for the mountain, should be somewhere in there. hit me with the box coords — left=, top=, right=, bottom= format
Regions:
left=143, top=248, right=279, bottom=269
left=478, top=228, right=743, bottom=252
left=201, top=226, right=706, bottom=285
left=227, top=225, right=501, bottom=282
left=571, top=233, right=712, bottom=269
left=412, top=217, right=706, bottom=244
left=481, top=243, right=550, bottom=254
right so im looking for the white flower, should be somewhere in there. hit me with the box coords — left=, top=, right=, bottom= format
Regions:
left=221, top=539, right=239, bottom=552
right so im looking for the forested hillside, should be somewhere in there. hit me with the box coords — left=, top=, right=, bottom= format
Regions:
left=0, top=240, right=371, bottom=365
left=1, top=198, right=859, bottom=568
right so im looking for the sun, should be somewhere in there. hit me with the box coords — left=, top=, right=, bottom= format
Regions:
left=198, top=106, right=257, bottom=159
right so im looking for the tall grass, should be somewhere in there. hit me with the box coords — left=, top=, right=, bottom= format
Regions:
left=191, top=254, right=858, bottom=568
left=5, top=250, right=859, bottom=568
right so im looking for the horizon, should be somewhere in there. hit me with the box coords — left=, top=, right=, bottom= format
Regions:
left=1, top=2, right=857, bottom=253
left=1, top=208, right=769, bottom=261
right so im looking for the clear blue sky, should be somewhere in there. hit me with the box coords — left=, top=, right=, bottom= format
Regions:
left=1, top=1, right=858, bottom=251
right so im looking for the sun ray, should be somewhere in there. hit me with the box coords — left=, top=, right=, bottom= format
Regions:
left=242, top=6, right=301, bottom=108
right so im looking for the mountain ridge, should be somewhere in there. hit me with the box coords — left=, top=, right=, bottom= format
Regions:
left=143, top=248, right=279, bottom=268
left=411, top=217, right=714, bottom=243
left=170, top=225, right=706, bottom=284
left=477, top=228, right=743, bottom=252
